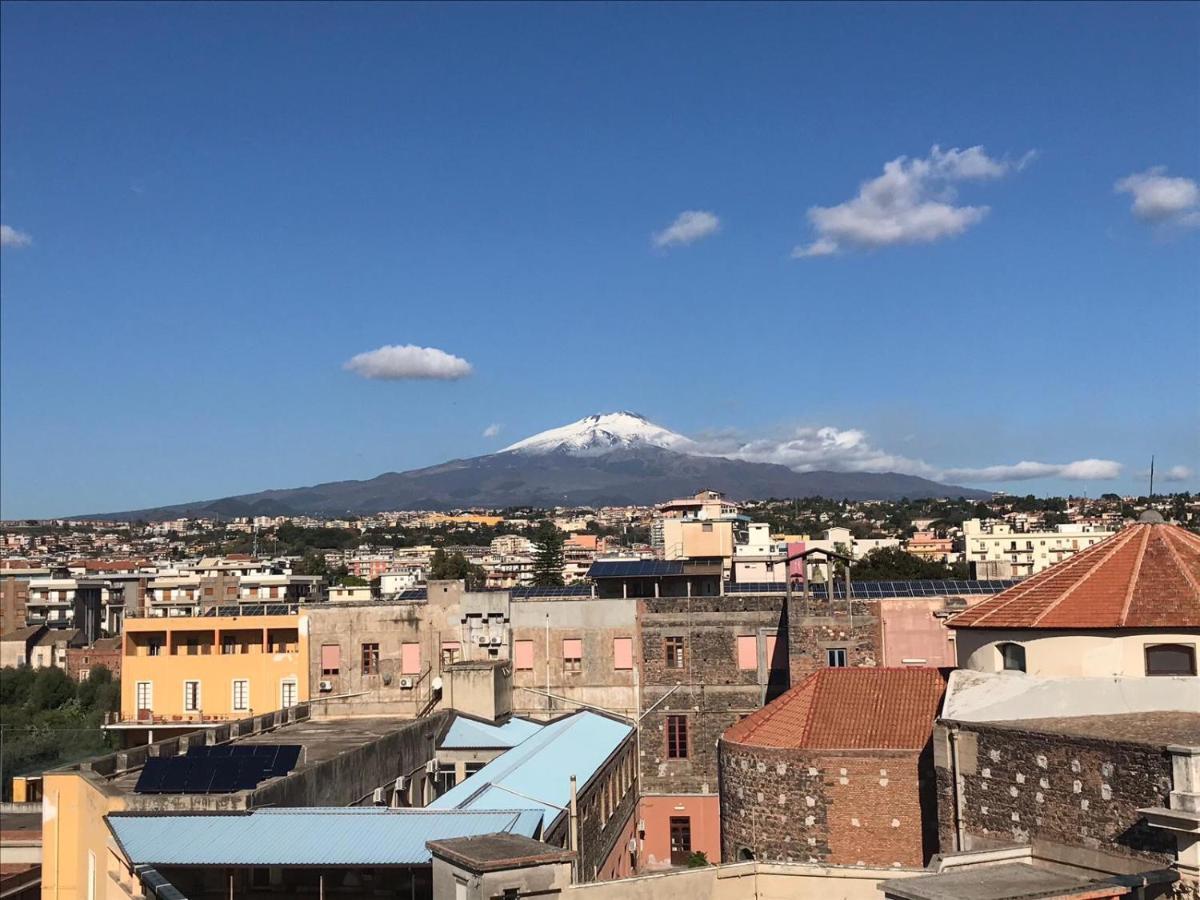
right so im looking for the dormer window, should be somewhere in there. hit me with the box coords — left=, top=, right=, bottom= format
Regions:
left=1145, top=643, right=1197, bottom=677
left=998, top=642, right=1026, bottom=673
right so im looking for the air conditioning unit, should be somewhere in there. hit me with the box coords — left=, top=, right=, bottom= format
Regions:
left=396, top=775, right=410, bottom=791
left=476, top=636, right=489, bottom=646
left=636, top=820, right=646, bottom=835
left=398, top=677, right=414, bottom=689
left=318, top=680, right=333, bottom=692
left=627, top=838, right=638, bottom=854
left=372, top=787, right=385, bottom=805
left=489, top=636, right=502, bottom=646
left=425, top=759, right=438, bottom=775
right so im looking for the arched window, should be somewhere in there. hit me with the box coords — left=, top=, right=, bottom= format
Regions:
left=1145, top=644, right=1197, bottom=677
left=738, top=847, right=755, bottom=861
left=998, top=642, right=1026, bottom=673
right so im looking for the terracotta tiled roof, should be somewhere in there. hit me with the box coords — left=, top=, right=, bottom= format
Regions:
left=948, top=523, right=1200, bottom=630
left=722, top=667, right=947, bottom=750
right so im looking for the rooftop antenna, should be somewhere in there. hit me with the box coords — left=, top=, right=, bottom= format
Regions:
left=1148, top=455, right=1154, bottom=500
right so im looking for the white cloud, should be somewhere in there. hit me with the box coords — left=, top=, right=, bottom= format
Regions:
left=0, top=225, right=32, bottom=248
left=792, top=145, right=1028, bottom=258
left=343, top=344, right=473, bottom=381
left=653, top=210, right=720, bottom=248
left=1114, top=167, right=1199, bottom=227
left=483, top=423, right=502, bottom=438
left=692, top=424, right=1120, bottom=483
left=1161, top=465, right=1194, bottom=483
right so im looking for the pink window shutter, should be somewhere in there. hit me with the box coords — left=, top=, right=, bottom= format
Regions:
left=401, top=643, right=421, bottom=674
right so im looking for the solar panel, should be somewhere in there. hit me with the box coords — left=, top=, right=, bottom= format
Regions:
left=159, top=759, right=191, bottom=793
left=268, top=745, right=301, bottom=776
left=133, top=757, right=170, bottom=793
left=207, top=759, right=242, bottom=793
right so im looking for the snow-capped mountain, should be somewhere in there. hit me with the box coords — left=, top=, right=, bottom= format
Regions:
left=86, top=412, right=990, bottom=519
left=503, top=412, right=698, bottom=456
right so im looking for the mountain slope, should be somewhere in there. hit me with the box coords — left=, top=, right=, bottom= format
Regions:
left=87, top=444, right=990, bottom=520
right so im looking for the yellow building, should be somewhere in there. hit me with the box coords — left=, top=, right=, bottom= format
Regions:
left=120, top=611, right=310, bottom=728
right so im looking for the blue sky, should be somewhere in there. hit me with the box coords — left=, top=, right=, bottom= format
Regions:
left=2, top=2, right=1197, bottom=518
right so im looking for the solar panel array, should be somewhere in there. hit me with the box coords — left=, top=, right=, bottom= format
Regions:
left=134, top=744, right=302, bottom=794
left=511, top=585, right=593, bottom=599
left=724, top=579, right=1019, bottom=597
left=587, top=560, right=685, bottom=578
left=201, top=604, right=298, bottom=617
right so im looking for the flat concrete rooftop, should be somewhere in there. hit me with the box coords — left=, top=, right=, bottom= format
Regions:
left=108, top=715, right=426, bottom=795
left=980, top=711, right=1200, bottom=747
left=881, top=862, right=1126, bottom=900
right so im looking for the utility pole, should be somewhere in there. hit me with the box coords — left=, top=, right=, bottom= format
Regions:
left=1149, top=455, right=1155, bottom=499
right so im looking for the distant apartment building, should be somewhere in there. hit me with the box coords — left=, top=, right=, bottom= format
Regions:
left=904, top=530, right=955, bottom=563
left=345, top=554, right=395, bottom=580
left=118, top=610, right=309, bottom=737
left=490, top=534, right=534, bottom=556
left=963, top=517, right=1115, bottom=578
left=0, top=566, right=45, bottom=634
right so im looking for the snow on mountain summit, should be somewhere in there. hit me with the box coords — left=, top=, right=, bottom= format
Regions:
left=502, top=412, right=698, bottom=456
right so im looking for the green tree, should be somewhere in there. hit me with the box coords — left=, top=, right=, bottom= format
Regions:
left=429, top=549, right=485, bottom=589
left=531, top=522, right=565, bottom=587
left=851, top=546, right=959, bottom=580
left=294, top=551, right=329, bottom=577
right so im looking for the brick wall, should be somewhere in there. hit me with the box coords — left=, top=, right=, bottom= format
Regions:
left=935, top=721, right=1176, bottom=864
left=66, top=642, right=122, bottom=681
left=719, top=740, right=931, bottom=867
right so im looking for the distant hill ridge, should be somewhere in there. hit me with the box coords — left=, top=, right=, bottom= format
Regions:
left=85, top=412, right=990, bottom=520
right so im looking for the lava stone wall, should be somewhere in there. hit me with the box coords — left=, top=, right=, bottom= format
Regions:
left=718, top=739, right=931, bottom=868
left=638, top=594, right=880, bottom=797
left=935, top=721, right=1176, bottom=864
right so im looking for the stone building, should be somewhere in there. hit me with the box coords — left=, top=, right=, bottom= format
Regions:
left=718, top=667, right=947, bottom=868
left=933, top=710, right=1200, bottom=892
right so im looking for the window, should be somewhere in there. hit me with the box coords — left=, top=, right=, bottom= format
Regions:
left=669, top=816, right=692, bottom=866
left=401, top=642, right=421, bottom=675
left=78, top=669, right=90, bottom=682
left=736, top=635, right=757, bottom=670
left=613, top=637, right=633, bottom=670
left=222, top=636, right=237, bottom=655
left=147, top=640, right=162, bottom=657
left=183, top=680, right=201, bottom=712
left=563, top=639, right=583, bottom=673
left=999, top=642, right=1026, bottom=672
left=280, top=679, right=297, bottom=708
left=362, top=642, right=380, bottom=675
left=136, top=681, right=152, bottom=711
left=441, top=641, right=461, bottom=667
left=514, top=640, right=534, bottom=670
left=826, top=647, right=848, bottom=668
left=702, top=523, right=713, bottom=533
left=320, top=644, right=341, bottom=676
left=232, top=679, right=249, bottom=711
left=666, top=715, right=688, bottom=759
left=664, top=636, right=685, bottom=669
left=1145, top=643, right=1197, bottom=676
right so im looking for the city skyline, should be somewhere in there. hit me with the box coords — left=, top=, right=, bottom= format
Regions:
left=2, top=2, right=1198, bottom=518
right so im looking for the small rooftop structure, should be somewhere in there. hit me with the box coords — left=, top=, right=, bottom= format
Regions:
left=429, top=710, right=633, bottom=827
left=723, top=666, right=947, bottom=750
left=426, top=831, right=575, bottom=874
left=948, top=522, right=1200, bottom=630
left=107, top=808, right=544, bottom=866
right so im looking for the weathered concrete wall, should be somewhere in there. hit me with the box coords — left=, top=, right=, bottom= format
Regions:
left=510, top=596, right=638, bottom=720
left=934, top=720, right=1176, bottom=865
left=252, top=712, right=449, bottom=808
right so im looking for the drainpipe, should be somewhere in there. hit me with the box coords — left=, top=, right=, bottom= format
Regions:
left=569, top=775, right=580, bottom=882
left=545, top=613, right=551, bottom=715
left=949, top=727, right=965, bottom=852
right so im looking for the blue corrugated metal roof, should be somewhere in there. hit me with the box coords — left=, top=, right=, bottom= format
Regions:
left=429, top=710, right=633, bottom=826
left=440, top=716, right=544, bottom=750
left=108, top=808, right=544, bottom=866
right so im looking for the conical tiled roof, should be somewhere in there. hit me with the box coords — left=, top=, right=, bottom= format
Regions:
left=721, top=667, right=947, bottom=751
left=947, top=522, right=1200, bottom=630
